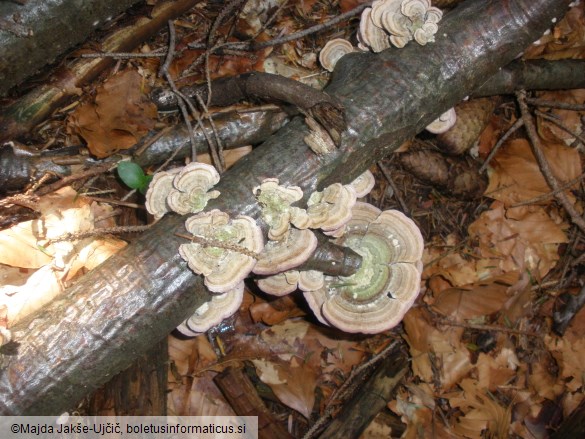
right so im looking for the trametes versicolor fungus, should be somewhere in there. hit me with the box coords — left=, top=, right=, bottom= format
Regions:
left=319, top=38, right=355, bottom=72
left=347, top=170, right=376, bottom=198
left=178, top=209, right=264, bottom=293
left=176, top=282, right=245, bottom=336
left=303, top=202, right=424, bottom=334
left=145, top=162, right=220, bottom=219
left=425, top=107, right=457, bottom=134
left=306, top=183, right=357, bottom=237
left=253, top=178, right=310, bottom=241
left=359, top=0, right=443, bottom=51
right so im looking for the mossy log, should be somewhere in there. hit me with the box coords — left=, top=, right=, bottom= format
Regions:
left=0, top=0, right=574, bottom=415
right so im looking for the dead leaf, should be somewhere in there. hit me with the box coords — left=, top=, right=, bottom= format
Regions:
left=68, top=70, right=157, bottom=158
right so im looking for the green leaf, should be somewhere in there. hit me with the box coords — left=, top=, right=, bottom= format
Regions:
left=138, top=175, right=153, bottom=194
left=118, top=161, right=147, bottom=190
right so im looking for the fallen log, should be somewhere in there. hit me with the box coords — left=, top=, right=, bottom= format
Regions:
left=0, top=0, right=573, bottom=415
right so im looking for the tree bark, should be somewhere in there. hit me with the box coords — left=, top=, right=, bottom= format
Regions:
left=0, top=0, right=573, bottom=415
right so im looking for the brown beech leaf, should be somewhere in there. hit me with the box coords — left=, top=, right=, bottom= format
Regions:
left=485, top=139, right=580, bottom=205
left=68, top=70, right=157, bottom=158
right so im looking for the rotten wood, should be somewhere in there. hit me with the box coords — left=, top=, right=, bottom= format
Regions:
left=0, top=0, right=201, bottom=144
left=214, top=366, right=294, bottom=439
left=0, top=0, right=574, bottom=415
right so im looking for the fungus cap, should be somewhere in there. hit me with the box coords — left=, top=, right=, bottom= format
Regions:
left=358, top=7, right=391, bottom=52
left=348, top=170, right=376, bottom=198
left=304, top=203, right=424, bottom=334
left=319, top=38, right=354, bottom=72
left=144, top=167, right=181, bottom=219
left=176, top=282, right=245, bottom=336
left=307, top=183, right=357, bottom=231
left=425, top=107, right=457, bottom=134
left=167, top=162, right=221, bottom=215
left=254, top=178, right=305, bottom=241
left=253, top=228, right=318, bottom=275
left=256, top=271, right=300, bottom=296
left=179, top=210, right=264, bottom=293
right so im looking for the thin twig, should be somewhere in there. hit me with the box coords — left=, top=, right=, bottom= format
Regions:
left=516, top=90, right=585, bottom=234
left=175, top=232, right=259, bottom=259
left=190, top=3, right=370, bottom=52
left=81, top=51, right=167, bottom=59
left=49, top=225, right=152, bottom=243
left=377, top=161, right=409, bottom=214
left=435, top=318, right=541, bottom=338
left=159, top=20, right=198, bottom=162
left=535, top=109, right=585, bottom=148
left=526, top=97, right=585, bottom=111
left=479, top=118, right=524, bottom=173
left=510, top=170, right=585, bottom=207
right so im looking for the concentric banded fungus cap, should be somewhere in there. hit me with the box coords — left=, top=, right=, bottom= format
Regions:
left=257, top=271, right=300, bottom=296
left=307, top=183, right=356, bottom=232
left=369, top=0, right=443, bottom=48
left=179, top=210, right=264, bottom=293
left=358, top=7, right=391, bottom=53
left=167, top=162, right=221, bottom=215
left=425, top=108, right=457, bottom=134
left=176, top=282, right=245, bottom=336
left=254, top=178, right=306, bottom=241
left=145, top=167, right=181, bottom=219
left=319, top=38, right=354, bottom=72
left=254, top=228, right=318, bottom=275
left=348, top=170, right=376, bottom=198
left=303, top=202, right=424, bottom=334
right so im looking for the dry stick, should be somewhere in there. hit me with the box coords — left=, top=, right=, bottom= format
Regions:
left=175, top=232, right=259, bottom=259
left=190, top=2, right=371, bottom=52
left=303, top=340, right=400, bottom=439
left=49, top=225, right=152, bottom=244
left=159, top=20, right=198, bottom=162
left=511, top=170, right=585, bottom=207
left=435, top=318, right=541, bottom=338
left=478, top=118, right=524, bottom=174
left=526, top=97, right=585, bottom=111
left=516, top=90, right=585, bottom=234
left=193, top=93, right=225, bottom=172
left=377, top=161, right=409, bottom=214
left=535, top=109, right=585, bottom=147
left=81, top=51, right=167, bottom=59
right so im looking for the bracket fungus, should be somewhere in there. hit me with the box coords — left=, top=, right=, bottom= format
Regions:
left=178, top=209, right=263, bottom=293
left=176, top=282, right=245, bottom=336
left=257, top=269, right=325, bottom=296
left=359, top=0, right=443, bottom=51
left=253, top=228, right=317, bottom=275
left=254, top=179, right=309, bottom=240
left=303, top=202, right=424, bottom=333
left=307, top=183, right=357, bottom=235
left=145, top=162, right=220, bottom=218
left=348, top=170, right=376, bottom=198
left=319, top=38, right=355, bottom=72
left=166, top=162, right=221, bottom=215
left=425, top=107, right=457, bottom=134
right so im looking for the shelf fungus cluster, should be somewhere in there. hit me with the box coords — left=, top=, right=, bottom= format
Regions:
left=252, top=172, right=424, bottom=334
left=304, top=202, right=424, bottom=333
left=145, top=162, right=220, bottom=218
left=358, top=0, right=443, bottom=51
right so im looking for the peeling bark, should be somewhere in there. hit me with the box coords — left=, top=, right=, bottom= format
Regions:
left=0, top=0, right=574, bottom=415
